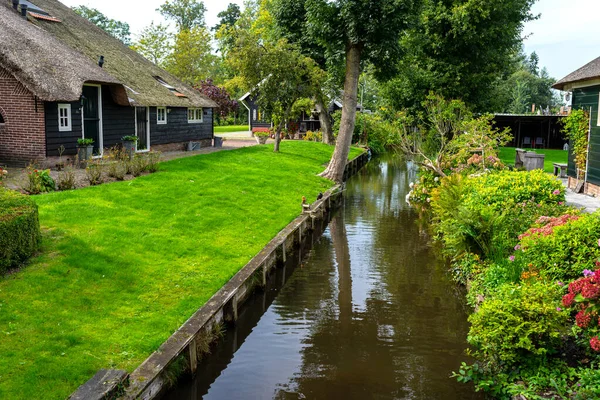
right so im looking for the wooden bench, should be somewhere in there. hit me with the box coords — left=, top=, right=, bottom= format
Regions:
left=553, top=163, right=567, bottom=178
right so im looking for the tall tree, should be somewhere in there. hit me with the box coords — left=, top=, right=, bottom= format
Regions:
left=131, top=22, right=172, bottom=66
left=303, top=0, right=416, bottom=183
left=165, top=27, right=217, bottom=84
left=270, top=0, right=337, bottom=145
left=228, top=6, right=324, bottom=152
left=157, top=0, right=207, bottom=30
left=72, top=6, right=131, bottom=45
left=195, top=79, right=238, bottom=123
left=213, top=3, right=241, bottom=31
left=381, top=0, right=536, bottom=113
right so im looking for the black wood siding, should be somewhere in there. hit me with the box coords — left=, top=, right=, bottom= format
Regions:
left=149, top=107, right=213, bottom=145
left=244, top=96, right=271, bottom=130
left=571, top=86, right=600, bottom=184
left=45, top=100, right=82, bottom=156
left=101, top=86, right=135, bottom=150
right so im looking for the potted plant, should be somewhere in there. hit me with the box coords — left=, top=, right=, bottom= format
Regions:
left=77, top=138, right=94, bottom=161
left=254, top=130, right=269, bottom=144
left=121, top=135, right=138, bottom=159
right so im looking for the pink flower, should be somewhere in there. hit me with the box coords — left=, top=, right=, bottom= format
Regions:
left=553, top=189, right=561, bottom=195
left=591, top=336, right=600, bottom=352
left=509, top=255, right=515, bottom=262
left=514, top=245, right=521, bottom=251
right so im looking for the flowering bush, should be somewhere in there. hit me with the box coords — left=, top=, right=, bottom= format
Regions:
left=303, top=130, right=322, bottom=142
left=563, top=268, right=600, bottom=352
left=512, top=212, right=600, bottom=281
left=252, top=127, right=270, bottom=137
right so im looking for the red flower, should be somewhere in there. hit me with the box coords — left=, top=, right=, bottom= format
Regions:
left=582, top=282, right=600, bottom=299
left=569, top=279, right=585, bottom=295
left=576, top=310, right=592, bottom=328
left=590, top=336, right=600, bottom=352
left=562, top=292, right=576, bottom=307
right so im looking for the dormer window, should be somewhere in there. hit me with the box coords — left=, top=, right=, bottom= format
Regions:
left=154, top=76, right=186, bottom=98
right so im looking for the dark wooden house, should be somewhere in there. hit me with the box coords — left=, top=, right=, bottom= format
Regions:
left=240, top=92, right=361, bottom=134
left=554, top=56, right=600, bottom=196
left=0, top=0, right=217, bottom=165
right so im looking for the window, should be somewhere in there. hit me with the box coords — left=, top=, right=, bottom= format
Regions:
left=0, top=112, right=4, bottom=124
left=58, top=103, right=71, bottom=132
left=157, top=107, right=167, bottom=125
left=188, top=108, right=203, bottom=123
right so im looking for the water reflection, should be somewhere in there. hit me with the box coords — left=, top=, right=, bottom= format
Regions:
left=164, top=155, right=481, bottom=400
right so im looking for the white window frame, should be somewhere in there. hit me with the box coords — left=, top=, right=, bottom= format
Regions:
left=188, top=107, right=203, bottom=123
left=58, top=103, right=72, bottom=132
left=157, top=107, right=167, bottom=125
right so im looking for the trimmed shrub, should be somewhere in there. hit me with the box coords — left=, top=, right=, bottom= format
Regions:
left=468, top=280, right=568, bottom=368
left=0, top=188, right=41, bottom=273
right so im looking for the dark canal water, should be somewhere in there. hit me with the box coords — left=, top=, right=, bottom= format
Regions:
left=165, top=156, right=482, bottom=400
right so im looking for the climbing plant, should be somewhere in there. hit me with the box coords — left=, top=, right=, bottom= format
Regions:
left=562, top=109, right=589, bottom=178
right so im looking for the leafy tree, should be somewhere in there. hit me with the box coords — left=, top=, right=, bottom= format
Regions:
left=227, top=6, right=324, bottom=152
left=72, top=6, right=131, bottom=44
left=157, top=0, right=207, bottom=30
left=165, top=27, right=217, bottom=84
left=131, top=22, right=172, bottom=67
left=213, top=3, right=241, bottom=31
left=300, top=0, right=415, bottom=182
left=381, top=0, right=536, bottom=114
left=195, top=79, right=238, bottom=122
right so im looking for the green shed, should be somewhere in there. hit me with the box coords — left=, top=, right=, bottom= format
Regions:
left=554, top=57, right=600, bottom=195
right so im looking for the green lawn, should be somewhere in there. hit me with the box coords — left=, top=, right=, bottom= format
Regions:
left=214, top=125, right=249, bottom=133
left=499, top=147, right=568, bottom=174
left=0, top=142, right=363, bottom=400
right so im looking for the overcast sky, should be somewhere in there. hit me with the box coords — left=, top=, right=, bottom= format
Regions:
left=60, top=0, right=600, bottom=81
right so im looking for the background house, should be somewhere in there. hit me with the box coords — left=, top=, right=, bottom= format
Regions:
left=0, top=0, right=217, bottom=165
left=553, top=56, right=600, bottom=195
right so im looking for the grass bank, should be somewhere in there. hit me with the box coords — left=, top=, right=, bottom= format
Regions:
left=214, top=125, right=249, bottom=133
left=0, top=142, right=362, bottom=400
left=499, top=147, right=568, bottom=173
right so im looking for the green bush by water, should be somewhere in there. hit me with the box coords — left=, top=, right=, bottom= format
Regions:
left=0, top=188, right=41, bottom=273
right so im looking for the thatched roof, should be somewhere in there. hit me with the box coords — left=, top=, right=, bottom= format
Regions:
left=553, top=56, right=600, bottom=91
left=0, top=1, right=120, bottom=102
left=0, top=0, right=216, bottom=108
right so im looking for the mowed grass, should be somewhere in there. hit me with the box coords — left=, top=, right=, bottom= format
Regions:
left=499, top=147, right=568, bottom=174
left=214, top=125, right=249, bottom=133
left=0, top=142, right=363, bottom=400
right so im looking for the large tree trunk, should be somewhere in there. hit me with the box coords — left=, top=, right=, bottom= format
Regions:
left=315, top=95, right=334, bottom=145
left=320, top=44, right=362, bottom=182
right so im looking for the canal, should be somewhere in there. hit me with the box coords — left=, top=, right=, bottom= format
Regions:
left=165, top=155, right=481, bottom=399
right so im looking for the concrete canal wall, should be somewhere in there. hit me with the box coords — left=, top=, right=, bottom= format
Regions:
left=69, top=151, right=370, bottom=400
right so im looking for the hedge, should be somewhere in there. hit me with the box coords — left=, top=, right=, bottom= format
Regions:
left=0, top=188, right=41, bottom=273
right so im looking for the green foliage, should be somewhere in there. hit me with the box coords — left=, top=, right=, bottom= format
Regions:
left=131, top=22, right=172, bottom=67
left=25, top=167, right=55, bottom=194
left=303, top=130, right=322, bottom=142
left=213, top=3, right=241, bottom=32
left=382, top=0, right=537, bottom=113
left=72, top=6, right=131, bottom=45
left=77, top=138, right=95, bottom=146
left=514, top=213, right=600, bottom=282
left=57, top=165, right=76, bottom=191
left=165, top=27, right=218, bottom=85
left=157, top=0, right=207, bottom=30
left=0, top=188, right=41, bottom=274
left=562, top=109, right=590, bottom=175
left=468, top=281, right=568, bottom=367
left=85, top=159, right=104, bottom=185
left=331, top=111, right=401, bottom=154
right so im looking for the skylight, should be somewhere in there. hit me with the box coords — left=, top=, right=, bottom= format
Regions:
left=153, top=76, right=186, bottom=97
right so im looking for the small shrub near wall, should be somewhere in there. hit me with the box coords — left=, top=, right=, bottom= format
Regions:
left=0, top=187, right=41, bottom=274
